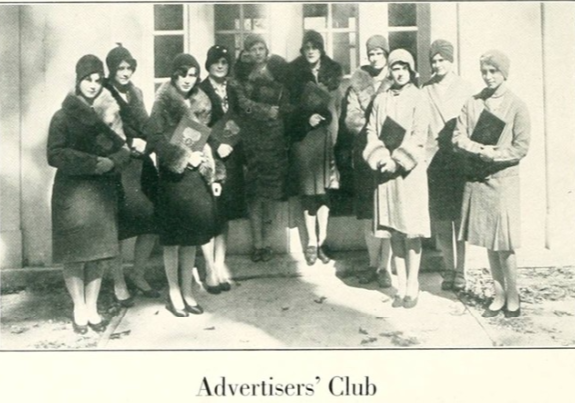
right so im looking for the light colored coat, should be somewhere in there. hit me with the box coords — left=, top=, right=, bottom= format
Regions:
left=363, top=83, right=431, bottom=237
left=453, top=83, right=530, bottom=251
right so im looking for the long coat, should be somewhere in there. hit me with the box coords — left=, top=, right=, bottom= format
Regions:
left=286, top=55, right=343, bottom=197
left=422, top=72, right=474, bottom=221
left=363, top=83, right=431, bottom=237
left=344, top=66, right=392, bottom=219
left=200, top=77, right=247, bottom=221
left=47, top=88, right=130, bottom=263
left=145, top=81, right=224, bottom=246
left=232, top=55, right=291, bottom=201
left=105, top=80, right=158, bottom=240
left=452, top=83, right=530, bottom=251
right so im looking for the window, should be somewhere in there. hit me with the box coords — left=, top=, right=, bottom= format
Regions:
left=303, top=3, right=359, bottom=75
left=153, top=4, right=187, bottom=88
left=214, top=4, right=269, bottom=57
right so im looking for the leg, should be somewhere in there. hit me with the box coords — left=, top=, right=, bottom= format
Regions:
left=434, top=220, right=456, bottom=289
left=111, top=252, right=130, bottom=301
left=200, top=239, right=219, bottom=288
left=453, top=217, right=467, bottom=290
left=163, top=245, right=184, bottom=310
left=84, top=259, right=106, bottom=324
left=487, top=249, right=506, bottom=310
left=63, top=262, right=87, bottom=325
left=364, top=219, right=381, bottom=268
left=303, top=209, right=318, bottom=246
left=405, top=237, right=422, bottom=298
left=391, top=234, right=407, bottom=298
left=214, top=224, right=231, bottom=283
left=499, top=251, right=519, bottom=311
left=248, top=197, right=264, bottom=250
left=376, top=238, right=392, bottom=288
left=129, top=234, right=157, bottom=292
left=316, top=204, right=330, bottom=246
left=179, top=246, right=198, bottom=306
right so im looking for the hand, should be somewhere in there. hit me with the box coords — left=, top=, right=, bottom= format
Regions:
left=131, top=138, right=147, bottom=154
left=189, top=151, right=203, bottom=168
left=478, top=147, right=495, bottom=162
left=212, top=183, right=222, bottom=197
left=217, top=144, right=234, bottom=159
left=378, top=158, right=398, bottom=174
left=268, top=106, right=279, bottom=120
left=309, top=113, right=326, bottom=128
left=95, top=157, right=115, bottom=174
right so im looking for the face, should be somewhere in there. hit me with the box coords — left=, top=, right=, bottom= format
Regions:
left=390, top=63, right=410, bottom=87
left=79, top=73, right=103, bottom=99
left=368, top=48, right=387, bottom=70
left=175, top=67, right=198, bottom=94
left=249, top=42, right=267, bottom=65
left=114, top=60, right=134, bottom=86
left=431, top=54, right=453, bottom=77
left=481, top=64, right=505, bottom=89
left=303, top=42, right=321, bottom=65
left=209, top=57, right=229, bottom=79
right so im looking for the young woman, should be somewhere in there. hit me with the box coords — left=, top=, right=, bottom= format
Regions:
left=286, top=30, right=342, bottom=266
left=104, top=44, right=160, bottom=305
left=146, top=53, right=224, bottom=316
left=232, top=34, right=290, bottom=262
left=363, top=49, right=431, bottom=308
left=422, top=39, right=474, bottom=291
left=199, top=45, right=247, bottom=291
left=453, top=50, right=530, bottom=318
left=344, top=35, right=393, bottom=285
left=48, top=55, right=130, bottom=333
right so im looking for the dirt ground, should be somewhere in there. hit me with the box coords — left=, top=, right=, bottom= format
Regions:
left=1, top=267, right=574, bottom=349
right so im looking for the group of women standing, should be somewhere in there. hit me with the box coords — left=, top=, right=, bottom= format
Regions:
left=48, top=30, right=530, bottom=332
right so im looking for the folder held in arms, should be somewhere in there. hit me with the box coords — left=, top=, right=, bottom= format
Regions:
left=170, top=114, right=211, bottom=152
left=210, top=112, right=242, bottom=147
left=379, top=116, right=406, bottom=152
left=94, top=122, right=126, bottom=156
left=470, top=109, right=506, bottom=146
left=301, top=82, right=331, bottom=111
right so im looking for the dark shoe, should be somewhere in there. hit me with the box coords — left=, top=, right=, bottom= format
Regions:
left=452, top=272, right=466, bottom=291
left=376, top=270, right=392, bottom=288
left=304, top=246, right=318, bottom=266
left=219, top=282, right=231, bottom=292
left=113, top=295, right=135, bottom=308
left=88, top=318, right=109, bottom=333
left=251, top=248, right=263, bottom=262
left=482, top=300, right=505, bottom=318
left=165, top=300, right=189, bottom=317
left=504, top=307, right=521, bottom=318
left=358, top=267, right=377, bottom=284
left=260, top=247, right=273, bottom=262
left=184, top=301, right=204, bottom=315
left=441, top=270, right=455, bottom=291
left=317, top=245, right=331, bottom=264
left=205, top=284, right=222, bottom=295
left=72, top=322, right=89, bottom=335
left=391, top=295, right=403, bottom=308
left=403, top=295, right=419, bottom=309
left=126, top=276, right=161, bottom=298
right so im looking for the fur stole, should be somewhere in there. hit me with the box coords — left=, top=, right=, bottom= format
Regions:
left=288, top=55, right=343, bottom=92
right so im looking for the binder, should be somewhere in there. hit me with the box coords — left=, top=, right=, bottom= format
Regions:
left=379, top=116, right=406, bottom=152
left=170, top=113, right=211, bottom=152
left=470, top=109, right=506, bottom=146
left=210, top=112, right=242, bottom=147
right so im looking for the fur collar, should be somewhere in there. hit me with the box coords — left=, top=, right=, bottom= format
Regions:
left=350, top=66, right=389, bottom=93
left=154, top=81, right=211, bottom=125
left=289, top=55, right=343, bottom=92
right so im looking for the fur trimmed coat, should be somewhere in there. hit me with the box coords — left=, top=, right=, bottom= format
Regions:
left=363, top=83, right=431, bottom=237
left=286, top=55, right=343, bottom=196
left=145, top=81, right=224, bottom=246
left=47, top=88, right=130, bottom=263
left=343, top=66, right=392, bottom=219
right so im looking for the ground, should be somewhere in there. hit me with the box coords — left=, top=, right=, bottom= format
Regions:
left=1, top=260, right=574, bottom=350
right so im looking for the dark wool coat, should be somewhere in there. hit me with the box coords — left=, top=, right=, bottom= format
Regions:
left=286, top=55, right=343, bottom=196
left=47, top=88, right=130, bottom=264
left=231, top=54, right=291, bottom=201
left=423, top=72, right=474, bottom=221
left=105, top=80, right=158, bottom=239
left=146, top=81, right=224, bottom=246
left=343, top=66, right=392, bottom=219
left=453, top=84, right=530, bottom=251
left=200, top=77, right=247, bottom=221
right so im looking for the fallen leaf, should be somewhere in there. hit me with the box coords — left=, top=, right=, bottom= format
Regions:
left=154, top=311, right=159, bottom=315
left=314, top=296, right=327, bottom=304
left=360, top=337, right=377, bottom=345
left=204, top=327, right=215, bottom=331
left=281, top=306, right=290, bottom=311
left=110, top=330, right=131, bottom=340
left=359, top=327, right=368, bottom=335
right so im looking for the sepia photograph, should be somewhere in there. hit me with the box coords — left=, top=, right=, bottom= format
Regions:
left=1, top=1, right=574, bottom=356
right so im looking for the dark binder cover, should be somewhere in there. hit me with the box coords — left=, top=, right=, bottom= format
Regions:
left=470, top=109, right=506, bottom=146
left=171, top=114, right=211, bottom=152
left=94, top=122, right=126, bottom=156
left=210, top=112, right=242, bottom=147
left=379, top=116, right=406, bottom=152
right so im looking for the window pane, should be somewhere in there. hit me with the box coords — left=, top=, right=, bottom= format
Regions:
left=243, top=4, right=267, bottom=18
left=154, top=4, right=183, bottom=31
left=215, top=34, right=239, bottom=59
left=214, top=4, right=240, bottom=31
left=332, top=3, right=358, bottom=29
left=154, top=35, right=184, bottom=78
left=303, top=3, right=328, bottom=30
left=388, top=3, right=417, bottom=27
left=333, top=32, right=355, bottom=75
left=389, top=31, right=418, bottom=68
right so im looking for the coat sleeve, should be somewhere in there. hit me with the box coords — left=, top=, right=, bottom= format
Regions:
left=490, top=101, right=530, bottom=164
left=391, top=92, right=430, bottom=172
left=344, top=88, right=367, bottom=135
left=452, top=99, right=484, bottom=156
left=125, top=88, right=150, bottom=140
left=47, top=112, right=98, bottom=175
left=363, top=94, right=390, bottom=170
left=233, top=80, right=275, bottom=122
